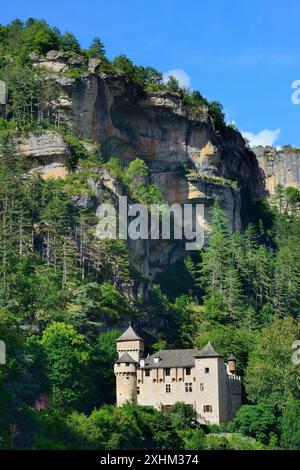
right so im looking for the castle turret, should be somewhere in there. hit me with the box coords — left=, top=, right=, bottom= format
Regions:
left=115, top=325, right=144, bottom=362
left=114, top=325, right=143, bottom=405
left=114, top=352, right=138, bottom=405
left=193, top=342, right=228, bottom=424
left=227, top=354, right=237, bottom=375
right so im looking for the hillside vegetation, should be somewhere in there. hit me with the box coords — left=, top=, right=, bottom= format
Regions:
left=0, top=18, right=299, bottom=450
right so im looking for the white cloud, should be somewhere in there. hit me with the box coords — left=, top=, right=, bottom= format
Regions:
left=241, top=128, right=281, bottom=148
left=163, top=69, right=191, bottom=88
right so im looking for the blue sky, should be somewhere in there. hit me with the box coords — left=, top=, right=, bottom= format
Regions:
left=2, top=0, right=300, bottom=146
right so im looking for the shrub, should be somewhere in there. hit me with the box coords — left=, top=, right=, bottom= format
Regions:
left=281, top=400, right=300, bottom=450
left=228, top=403, right=279, bottom=444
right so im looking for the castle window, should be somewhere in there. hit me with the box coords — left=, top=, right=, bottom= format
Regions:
left=203, top=405, right=212, bottom=413
left=166, top=384, right=171, bottom=393
left=137, top=387, right=140, bottom=395
left=205, top=367, right=209, bottom=374
left=145, top=370, right=150, bottom=377
left=126, top=363, right=130, bottom=367
left=186, top=367, right=191, bottom=375
left=200, top=383, right=204, bottom=391
left=185, top=383, right=192, bottom=392
left=165, top=368, right=171, bottom=376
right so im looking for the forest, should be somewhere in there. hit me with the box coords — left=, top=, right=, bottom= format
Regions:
left=0, top=18, right=299, bottom=451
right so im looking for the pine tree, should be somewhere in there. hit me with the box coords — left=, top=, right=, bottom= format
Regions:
left=224, top=266, right=245, bottom=322
left=274, top=243, right=300, bottom=318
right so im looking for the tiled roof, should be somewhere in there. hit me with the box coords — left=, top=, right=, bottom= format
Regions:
left=116, top=325, right=142, bottom=342
left=143, top=349, right=201, bottom=369
left=193, top=342, right=222, bottom=358
left=115, top=352, right=137, bottom=364
left=141, top=342, right=222, bottom=369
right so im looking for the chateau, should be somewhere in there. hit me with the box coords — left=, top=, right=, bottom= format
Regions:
left=114, top=325, right=242, bottom=425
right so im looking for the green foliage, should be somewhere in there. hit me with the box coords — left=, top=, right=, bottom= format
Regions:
left=179, top=428, right=206, bottom=450
left=112, top=56, right=163, bottom=90
left=87, top=37, right=106, bottom=58
left=182, top=90, right=208, bottom=108
left=228, top=403, right=279, bottom=444
left=156, top=256, right=197, bottom=302
left=208, top=101, right=226, bottom=129
left=195, top=324, right=255, bottom=374
left=122, top=158, right=148, bottom=186
left=165, top=75, right=180, bottom=93
left=91, top=330, right=121, bottom=404
left=245, top=316, right=300, bottom=410
left=168, top=402, right=198, bottom=429
left=187, top=171, right=238, bottom=189
left=132, top=182, right=162, bottom=204
left=0, top=18, right=82, bottom=60
left=205, top=434, right=229, bottom=450
left=68, top=282, right=129, bottom=333
left=63, top=132, right=89, bottom=170
left=0, top=63, right=61, bottom=131
left=40, top=322, right=92, bottom=409
left=65, top=403, right=181, bottom=450
left=199, top=199, right=245, bottom=323
left=113, top=55, right=136, bottom=79
left=281, top=401, right=300, bottom=450
left=105, top=156, right=123, bottom=180
left=59, top=32, right=80, bottom=53
left=226, top=433, right=266, bottom=450
left=105, top=157, right=162, bottom=204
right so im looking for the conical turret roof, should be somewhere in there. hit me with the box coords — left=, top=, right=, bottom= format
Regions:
left=115, top=352, right=137, bottom=364
left=228, top=353, right=237, bottom=361
left=116, top=325, right=142, bottom=342
left=193, top=341, right=222, bottom=358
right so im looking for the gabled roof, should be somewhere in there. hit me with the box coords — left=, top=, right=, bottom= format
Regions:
left=116, top=325, right=142, bottom=342
left=142, top=349, right=201, bottom=369
left=115, top=352, right=137, bottom=364
left=193, top=342, right=222, bottom=358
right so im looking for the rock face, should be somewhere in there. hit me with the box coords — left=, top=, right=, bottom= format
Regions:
left=17, top=131, right=70, bottom=161
left=59, top=73, right=265, bottom=215
left=254, top=145, right=300, bottom=193
left=152, top=171, right=241, bottom=231
left=15, top=67, right=267, bottom=283
left=31, top=50, right=86, bottom=74
left=63, top=72, right=266, bottom=282
left=67, top=74, right=262, bottom=187
left=17, top=131, right=69, bottom=179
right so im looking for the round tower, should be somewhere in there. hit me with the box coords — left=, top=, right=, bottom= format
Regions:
left=228, top=354, right=237, bottom=374
left=114, top=352, right=138, bottom=405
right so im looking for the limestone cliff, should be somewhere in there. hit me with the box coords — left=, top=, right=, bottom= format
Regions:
left=13, top=54, right=268, bottom=283
left=17, top=132, right=70, bottom=179
left=55, top=69, right=265, bottom=228
left=66, top=72, right=264, bottom=198
left=254, top=145, right=300, bottom=193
